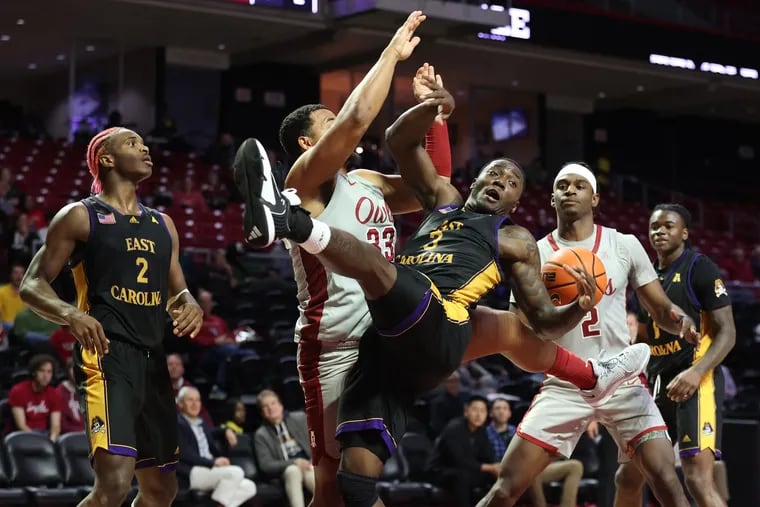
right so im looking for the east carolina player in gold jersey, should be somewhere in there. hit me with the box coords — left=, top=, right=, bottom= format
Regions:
left=20, top=128, right=202, bottom=507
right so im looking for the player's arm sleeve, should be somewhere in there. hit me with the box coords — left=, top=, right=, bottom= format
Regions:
left=690, top=256, right=732, bottom=310
left=621, top=234, right=658, bottom=289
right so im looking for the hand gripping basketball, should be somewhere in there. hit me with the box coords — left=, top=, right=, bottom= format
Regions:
left=541, top=247, right=607, bottom=310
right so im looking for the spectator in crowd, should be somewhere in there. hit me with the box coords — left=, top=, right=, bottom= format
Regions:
left=9, top=213, right=40, bottom=266
left=56, top=358, right=84, bottom=434
left=0, top=264, right=26, bottom=331
left=428, top=394, right=500, bottom=507
left=177, top=386, right=257, bottom=507
left=167, top=353, right=193, bottom=399
left=8, top=354, right=61, bottom=441
left=429, top=370, right=469, bottom=436
left=533, top=208, right=553, bottom=239
left=723, top=246, right=755, bottom=282
left=205, top=132, right=237, bottom=168
left=485, top=397, right=516, bottom=461
left=528, top=458, right=584, bottom=507
left=254, top=389, right=314, bottom=507
left=22, top=194, right=46, bottom=231
left=49, top=325, right=76, bottom=363
left=173, top=176, right=208, bottom=211
left=0, top=167, right=23, bottom=213
left=199, top=250, right=238, bottom=313
left=202, top=169, right=230, bottom=210
left=195, top=289, right=256, bottom=399
left=13, top=306, right=59, bottom=350
left=626, top=310, right=639, bottom=343
left=221, top=398, right=247, bottom=435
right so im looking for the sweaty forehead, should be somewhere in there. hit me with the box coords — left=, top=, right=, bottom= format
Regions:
left=108, top=129, right=140, bottom=146
left=481, top=162, right=522, bottom=179
left=650, top=209, right=682, bottom=224
left=311, top=108, right=335, bottom=123
left=555, top=175, right=591, bottom=187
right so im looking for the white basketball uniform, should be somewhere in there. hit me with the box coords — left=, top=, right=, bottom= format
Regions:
left=512, top=225, right=669, bottom=462
left=290, top=172, right=396, bottom=463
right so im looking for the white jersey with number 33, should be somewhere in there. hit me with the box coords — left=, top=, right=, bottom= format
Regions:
left=290, top=172, right=396, bottom=345
left=516, top=225, right=657, bottom=389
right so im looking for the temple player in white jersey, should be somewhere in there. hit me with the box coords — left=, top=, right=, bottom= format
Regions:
left=477, top=163, right=699, bottom=507
left=261, top=13, right=451, bottom=507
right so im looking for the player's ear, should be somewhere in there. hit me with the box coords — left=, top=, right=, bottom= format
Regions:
left=682, top=227, right=689, bottom=242
left=591, top=193, right=600, bottom=209
left=297, top=135, right=313, bottom=151
left=511, top=200, right=519, bottom=214
left=99, top=153, right=115, bottom=169
left=550, top=194, right=556, bottom=208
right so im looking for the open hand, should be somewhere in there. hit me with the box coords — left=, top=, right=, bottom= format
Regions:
left=172, top=302, right=203, bottom=338
left=65, top=310, right=109, bottom=357
left=386, top=11, right=426, bottom=61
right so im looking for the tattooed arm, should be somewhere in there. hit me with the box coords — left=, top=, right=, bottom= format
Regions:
left=499, top=225, right=594, bottom=340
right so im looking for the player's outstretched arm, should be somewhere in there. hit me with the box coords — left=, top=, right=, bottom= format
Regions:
left=285, top=11, right=426, bottom=199
left=499, top=225, right=594, bottom=340
left=20, top=203, right=110, bottom=357
left=161, top=213, right=203, bottom=339
left=385, top=72, right=460, bottom=211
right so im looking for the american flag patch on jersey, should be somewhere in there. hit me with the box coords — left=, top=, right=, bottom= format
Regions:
left=97, top=212, right=115, bottom=224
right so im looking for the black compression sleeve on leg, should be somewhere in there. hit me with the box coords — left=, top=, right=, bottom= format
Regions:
left=337, top=470, right=380, bottom=507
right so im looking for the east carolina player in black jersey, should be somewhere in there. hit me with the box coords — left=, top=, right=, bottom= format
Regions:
left=20, top=127, right=202, bottom=507
left=235, top=67, right=650, bottom=507
left=617, top=203, right=735, bottom=507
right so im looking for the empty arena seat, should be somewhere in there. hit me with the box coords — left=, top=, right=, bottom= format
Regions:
left=4, top=431, right=81, bottom=503
left=57, top=431, right=94, bottom=496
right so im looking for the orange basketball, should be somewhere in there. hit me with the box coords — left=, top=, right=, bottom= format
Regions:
left=541, top=247, right=607, bottom=306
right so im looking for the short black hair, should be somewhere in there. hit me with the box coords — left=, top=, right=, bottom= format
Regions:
left=28, top=354, right=56, bottom=375
left=466, top=394, right=489, bottom=407
left=279, top=104, right=328, bottom=158
left=653, top=203, right=692, bottom=228
left=480, top=158, right=525, bottom=181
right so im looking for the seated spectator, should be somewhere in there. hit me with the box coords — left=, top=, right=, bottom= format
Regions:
left=56, top=358, right=84, bottom=434
left=49, top=326, right=76, bottom=363
left=22, top=194, right=46, bottom=231
left=166, top=353, right=214, bottom=427
left=485, top=397, right=516, bottom=460
left=199, top=250, right=238, bottom=314
left=202, top=170, right=230, bottom=210
left=254, top=390, right=314, bottom=507
left=177, top=386, right=257, bottom=507
left=8, top=354, right=61, bottom=441
left=724, top=246, right=755, bottom=282
left=9, top=213, right=40, bottom=266
left=195, top=289, right=256, bottom=399
left=428, top=394, right=500, bottom=507
left=429, top=370, right=468, bottom=436
left=0, top=264, right=26, bottom=331
left=221, top=398, right=246, bottom=435
left=528, top=458, right=584, bottom=507
left=13, top=307, right=59, bottom=350
left=173, top=176, right=208, bottom=211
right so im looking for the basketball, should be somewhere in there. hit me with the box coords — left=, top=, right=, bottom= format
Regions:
left=541, top=247, right=607, bottom=306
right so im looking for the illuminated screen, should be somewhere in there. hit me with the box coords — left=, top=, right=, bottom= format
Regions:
left=221, top=0, right=318, bottom=14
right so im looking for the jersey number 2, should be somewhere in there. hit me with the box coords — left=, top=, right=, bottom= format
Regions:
left=581, top=308, right=601, bottom=338
left=136, top=257, right=149, bottom=284
left=367, top=227, right=396, bottom=261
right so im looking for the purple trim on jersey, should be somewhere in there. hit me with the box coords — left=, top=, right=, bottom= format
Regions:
left=135, top=457, right=179, bottom=472
left=335, top=419, right=396, bottom=455
left=376, top=289, right=433, bottom=337
left=493, top=216, right=513, bottom=284
left=434, top=203, right=462, bottom=213
left=685, top=253, right=703, bottom=310
left=85, top=204, right=96, bottom=242
left=156, top=211, right=171, bottom=236
left=679, top=447, right=720, bottom=459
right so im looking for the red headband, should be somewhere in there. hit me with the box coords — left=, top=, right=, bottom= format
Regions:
left=86, top=127, right=121, bottom=194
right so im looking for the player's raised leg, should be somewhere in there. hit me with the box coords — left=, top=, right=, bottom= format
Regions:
left=465, top=306, right=651, bottom=406
left=234, top=137, right=397, bottom=300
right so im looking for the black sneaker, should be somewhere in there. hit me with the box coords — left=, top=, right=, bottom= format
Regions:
left=232, top=138, right=311, bottom=247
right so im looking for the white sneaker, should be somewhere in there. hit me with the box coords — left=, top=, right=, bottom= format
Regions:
left=582, top=343, right=651, bottom=407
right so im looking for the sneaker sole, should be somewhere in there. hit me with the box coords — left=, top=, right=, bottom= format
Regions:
left=586, top=345, right=651, bottom=408
left=233, top=138, right=275, bottom=246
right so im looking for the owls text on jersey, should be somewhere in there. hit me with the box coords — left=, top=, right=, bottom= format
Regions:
left=511, top=226, right=657, bottom=387
left=290, top=172, right=396, bottom=345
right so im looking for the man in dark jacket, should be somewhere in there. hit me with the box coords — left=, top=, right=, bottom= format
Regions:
left=254, top=389, right=314, bottom=507
left=428, top=394, right=501, bottom=507
left=177, top=386, right=257, bottom=507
